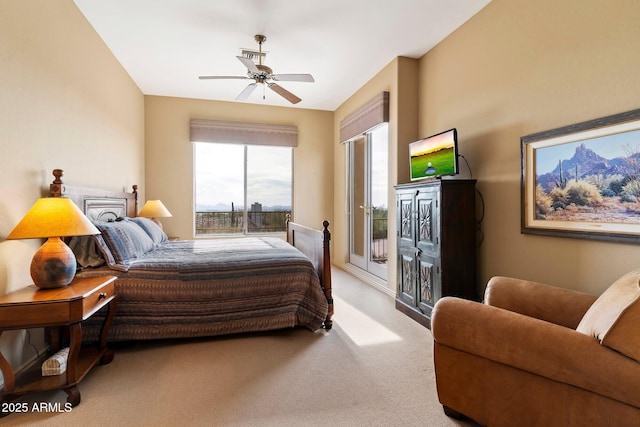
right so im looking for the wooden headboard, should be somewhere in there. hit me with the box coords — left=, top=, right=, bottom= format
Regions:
left=49, top=169, right=138, bottom=220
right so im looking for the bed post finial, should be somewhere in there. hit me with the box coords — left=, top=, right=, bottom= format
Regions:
left=50, top=169, right=64, bottom=197
left=132, top=185, right=139, bottom=214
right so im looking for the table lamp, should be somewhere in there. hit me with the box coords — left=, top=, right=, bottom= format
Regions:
left=7, top=197, right=100, bottom=289
left=137, top=200, right=172, bottom=229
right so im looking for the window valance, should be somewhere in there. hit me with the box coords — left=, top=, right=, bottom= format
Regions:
left=190, top=119, right=298, bottom=147
left=339, top=92, right=389, bottom=142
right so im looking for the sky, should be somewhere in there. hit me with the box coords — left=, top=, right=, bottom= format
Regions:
left=534, top=128, right=640, bottom=175
left=370, top=124, right=388, bottom=209
left=195, top=143, right=292, bottom=209
left=409, top=129, right=455, bottom=157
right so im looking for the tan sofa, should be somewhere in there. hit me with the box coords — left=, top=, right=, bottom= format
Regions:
left=431, top=270, right=640, bottom=427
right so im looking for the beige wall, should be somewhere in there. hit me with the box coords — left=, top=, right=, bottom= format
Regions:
left=418, top=0, right=640, bottom=295
left=2, top=0, right=639, bottom=381
left=333, top=57, right=419, bottom=294
left=144, top=96, right=333, bottom=240
left=0, top=0, right=144, bottom=379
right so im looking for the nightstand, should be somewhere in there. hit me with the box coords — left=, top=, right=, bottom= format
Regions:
left=0, top=276, right=117, bottom=410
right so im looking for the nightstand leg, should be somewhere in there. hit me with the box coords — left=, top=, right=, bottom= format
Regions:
left=66, top=323, right=82, bottom=385
left=65, top=385, right=81, bottom=407
left=63, top=324, right=83, bottom=407
left=99, top=298, right=116, bottom=351
left=47, top=326, right=62, bottom=353
left=99, top=299, right=116, bottom=365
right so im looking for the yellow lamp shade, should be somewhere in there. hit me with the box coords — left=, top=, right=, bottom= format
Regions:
left=138, top=200, right=172, bottom=229
left=138, top=200, right=172, bottom=218
left=8, top=197, right=99, bottom=240
left=7, top=197, right=99, bottom=288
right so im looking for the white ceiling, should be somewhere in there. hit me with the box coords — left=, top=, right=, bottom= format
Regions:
left=73, top=0, right=491, bottom=111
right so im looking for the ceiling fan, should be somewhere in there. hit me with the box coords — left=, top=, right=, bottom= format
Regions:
left=199, top=35, right=314, bottom=104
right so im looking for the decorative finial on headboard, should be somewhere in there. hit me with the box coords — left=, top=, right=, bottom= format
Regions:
left=50, top=169, right=64, bottom=197
left=52, top=169, right=63, bottom=184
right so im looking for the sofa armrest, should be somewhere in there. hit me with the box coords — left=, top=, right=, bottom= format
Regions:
left=432, top=297, right=640, bottom=409
left=484, top=276, right=597, bottom=329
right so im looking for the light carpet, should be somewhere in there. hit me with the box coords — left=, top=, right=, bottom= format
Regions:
left=3, top=268, right=475, bottom=427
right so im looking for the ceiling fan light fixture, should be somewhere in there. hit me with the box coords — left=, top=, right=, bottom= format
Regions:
left=199, top=34, right=313, bottom=104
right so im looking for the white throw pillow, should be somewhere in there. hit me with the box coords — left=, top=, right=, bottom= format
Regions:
left=577, top=269, right=640, bottom=362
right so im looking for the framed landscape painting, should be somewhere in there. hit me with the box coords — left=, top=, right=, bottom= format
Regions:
left=521, top=108, right=640, bottom=243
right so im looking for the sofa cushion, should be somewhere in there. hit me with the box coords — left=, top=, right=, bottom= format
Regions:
left=576, top=269, right=640, bottom=362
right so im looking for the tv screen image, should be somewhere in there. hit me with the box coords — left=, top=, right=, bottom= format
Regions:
left=409, top=128, right=458, bottom=180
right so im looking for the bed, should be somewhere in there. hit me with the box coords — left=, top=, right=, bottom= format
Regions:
left=48, top=169, right=333, bottom=342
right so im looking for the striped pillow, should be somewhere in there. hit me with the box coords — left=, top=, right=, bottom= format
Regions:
left=94, top=220, right=156, bottom=271
left=92, top=234, right=118, bottom=270
left=129, top=217, right=168, bottom=246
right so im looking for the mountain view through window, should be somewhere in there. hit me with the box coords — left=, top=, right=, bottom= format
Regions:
left=195, top=142, right=292, bottom=235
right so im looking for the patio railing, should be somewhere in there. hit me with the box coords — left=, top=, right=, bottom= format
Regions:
left=195, top=210, right=291, bottom=235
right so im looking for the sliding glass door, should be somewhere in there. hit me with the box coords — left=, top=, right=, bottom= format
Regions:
left=348, top=124, right=388, bottom=280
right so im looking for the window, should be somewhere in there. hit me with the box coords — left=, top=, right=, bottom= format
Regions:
left=194, top=142, right=292, bottom=235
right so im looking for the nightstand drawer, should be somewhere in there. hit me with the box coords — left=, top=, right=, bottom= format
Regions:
left=82, top=280, right=115, bottom=319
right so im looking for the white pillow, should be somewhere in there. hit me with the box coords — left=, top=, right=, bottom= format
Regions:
left=577, top=269, right=640, bottom=362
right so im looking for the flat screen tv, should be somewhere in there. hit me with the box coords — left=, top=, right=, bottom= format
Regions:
left=409, top=128, right=459, bottom=180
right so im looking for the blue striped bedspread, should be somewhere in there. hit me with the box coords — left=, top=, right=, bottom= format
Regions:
left=79, top=237, right=329, bottom=341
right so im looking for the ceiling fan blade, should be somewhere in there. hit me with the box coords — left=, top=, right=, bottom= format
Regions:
left=199, top=75, right=251, bottom=80
left=236, top=56, right=260, bottom=74
left=236, top=83, right=257, bottom=101
left=268, top=83, right=301, bottom=104
left=271, top=74, right=315, bottom=83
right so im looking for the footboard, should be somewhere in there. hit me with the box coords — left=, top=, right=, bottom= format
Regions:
left=286, top=217, right=333, bottom=330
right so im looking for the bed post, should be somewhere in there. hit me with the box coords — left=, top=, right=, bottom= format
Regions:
left=132, top=185, right=139, bottom=216
left=50, top=169, right=64, bottom=197
left=322, top=220, right=333, bottom=330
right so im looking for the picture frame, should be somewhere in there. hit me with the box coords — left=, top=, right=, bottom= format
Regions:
left=521, top=108, right=640, bottom=244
